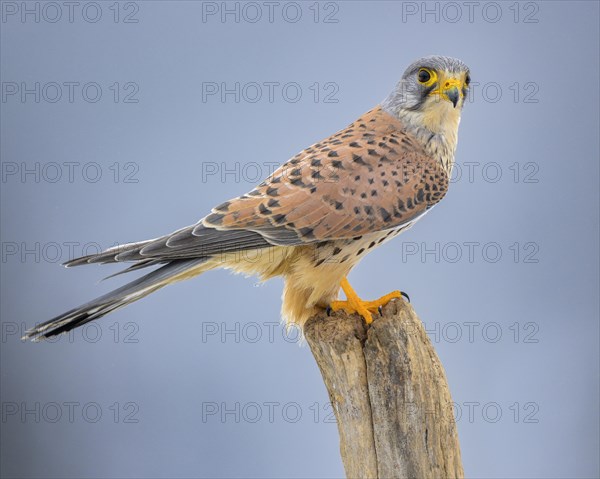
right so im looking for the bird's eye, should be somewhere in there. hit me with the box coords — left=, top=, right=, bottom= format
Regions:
left=465, top=74, right=471, bottom=86
left=417, top=69, right=431, bottom=84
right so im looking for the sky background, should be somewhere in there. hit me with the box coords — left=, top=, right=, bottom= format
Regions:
left=1, top=1, right=599, bottom=478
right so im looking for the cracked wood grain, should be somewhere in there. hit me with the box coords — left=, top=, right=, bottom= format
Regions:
left=305, top=299, right=463, bottom=479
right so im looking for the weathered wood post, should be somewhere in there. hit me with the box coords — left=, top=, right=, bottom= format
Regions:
left=304, top=298, right=464, bottom=479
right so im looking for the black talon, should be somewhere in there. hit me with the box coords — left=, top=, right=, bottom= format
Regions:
left=401, top=291, right=410, bottom=303
left=326, top=306, right=332, bottom=316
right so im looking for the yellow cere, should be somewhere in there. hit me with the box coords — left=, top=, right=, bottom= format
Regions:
left=428, top=72, right=466, bottom=101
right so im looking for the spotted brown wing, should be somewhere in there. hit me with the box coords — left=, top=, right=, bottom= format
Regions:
left=203, top=107, right=449, bottom=244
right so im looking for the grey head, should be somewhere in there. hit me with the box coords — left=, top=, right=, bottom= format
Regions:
left=382, top=55, right=471, bottom=115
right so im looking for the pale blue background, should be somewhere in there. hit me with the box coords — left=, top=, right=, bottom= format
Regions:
left=1, top=1, right=599, bottom=478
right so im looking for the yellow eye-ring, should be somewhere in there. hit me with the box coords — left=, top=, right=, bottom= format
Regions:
left=418, top=68, right=434, bottom=84
left=417, top=69, right=430, bottom=83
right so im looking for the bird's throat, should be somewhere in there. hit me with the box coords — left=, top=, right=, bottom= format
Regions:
left=396, top=106, right=461, bottom=177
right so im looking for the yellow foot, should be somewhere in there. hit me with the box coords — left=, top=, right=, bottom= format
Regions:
left=329, top=278, right=406, bottom=324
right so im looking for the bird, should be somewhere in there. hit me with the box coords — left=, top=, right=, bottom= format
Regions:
left=23, top=55, right=471, bottom=342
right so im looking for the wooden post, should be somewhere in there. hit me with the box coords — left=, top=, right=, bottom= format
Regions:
left=304, top=298, right=464, bottom=479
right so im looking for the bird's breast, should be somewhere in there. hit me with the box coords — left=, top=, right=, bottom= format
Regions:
left=309, top=219, right=420, bottom=271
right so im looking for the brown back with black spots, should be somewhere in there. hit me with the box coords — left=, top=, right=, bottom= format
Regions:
left=203, top=107, right=449, bottom=244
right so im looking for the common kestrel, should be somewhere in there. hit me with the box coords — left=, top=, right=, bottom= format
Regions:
left=24, top=55, right=470, bottom=341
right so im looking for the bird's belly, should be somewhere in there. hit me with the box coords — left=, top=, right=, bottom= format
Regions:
left=310, top=222, right=416, bottom=269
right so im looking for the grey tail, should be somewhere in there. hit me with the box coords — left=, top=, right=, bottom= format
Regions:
left=23, top=258, right=207, bottom=342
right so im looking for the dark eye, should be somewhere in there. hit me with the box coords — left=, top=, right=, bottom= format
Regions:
left=417, top=69, right=431, bottom=83
left=465, top=74, right=471, bottom=86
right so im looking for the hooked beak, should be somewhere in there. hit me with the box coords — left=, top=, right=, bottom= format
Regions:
left=445, top=86, right=460, bottom=108
left=434, top=77, right=463, bottom=108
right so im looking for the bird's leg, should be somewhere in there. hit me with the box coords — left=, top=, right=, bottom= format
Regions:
left=329, top=277, right=374, bottom=324
left=329, top=277, right=406, bottom=324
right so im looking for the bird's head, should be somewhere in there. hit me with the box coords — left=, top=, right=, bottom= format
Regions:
left=382, top=55, right=471, bottom=135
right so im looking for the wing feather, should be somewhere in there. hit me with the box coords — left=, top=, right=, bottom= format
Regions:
left=203, top=106, right=448, bottom=243
left=66, top=107, right=448, bottom=269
